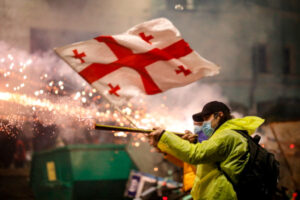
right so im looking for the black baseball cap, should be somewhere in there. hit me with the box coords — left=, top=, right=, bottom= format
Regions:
left=192, top=101, right=231, bottom=122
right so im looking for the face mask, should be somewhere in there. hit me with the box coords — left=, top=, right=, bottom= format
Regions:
left=194, top=125, right=208, bottom=142
left=202, top=121, right=215, bottom=138
left=194, top=125, right=202, bottom=134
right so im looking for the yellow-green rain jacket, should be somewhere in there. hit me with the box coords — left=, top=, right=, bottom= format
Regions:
left=157, top=116, right=264, bottom=200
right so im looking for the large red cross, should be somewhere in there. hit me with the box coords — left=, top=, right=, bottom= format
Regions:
left=72, top=49, right=86, bottom=63
left=79, top=36, right=193, bottom=95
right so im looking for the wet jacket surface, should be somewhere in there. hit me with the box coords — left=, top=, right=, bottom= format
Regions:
left=157, top=116, right=264, bottom=200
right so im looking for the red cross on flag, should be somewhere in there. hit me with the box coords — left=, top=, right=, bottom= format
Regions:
left=55, top=18, right=220, bottom=105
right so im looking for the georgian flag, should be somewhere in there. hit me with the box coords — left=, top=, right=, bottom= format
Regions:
left=55, top=18, right=220, bottom=104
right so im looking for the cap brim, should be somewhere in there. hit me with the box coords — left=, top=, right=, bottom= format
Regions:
left=192, top=113, right=203, bottom=122
left=192, top=113, right=202, bottom=122
left=192, top=110, right=212, bottom=122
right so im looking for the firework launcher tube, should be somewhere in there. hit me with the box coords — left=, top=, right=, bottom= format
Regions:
left=94, top=124, right=184, bottom=136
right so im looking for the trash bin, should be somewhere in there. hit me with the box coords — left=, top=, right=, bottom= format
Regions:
left=30, top=144, right=137, bottom=200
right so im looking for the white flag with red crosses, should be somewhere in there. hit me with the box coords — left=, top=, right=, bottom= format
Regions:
left=55, top=18, right=220, bottom=105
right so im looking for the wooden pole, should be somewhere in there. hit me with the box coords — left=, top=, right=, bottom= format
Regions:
left=95, top=124, right=184, bottom=135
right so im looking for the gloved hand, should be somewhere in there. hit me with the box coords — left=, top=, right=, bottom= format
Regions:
left=181, top=130, right=198, bottom=143
left=147, top=127, right=165, bottom=147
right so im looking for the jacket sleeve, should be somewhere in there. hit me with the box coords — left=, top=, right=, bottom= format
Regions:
left=157, top=131, right=228, bottom=165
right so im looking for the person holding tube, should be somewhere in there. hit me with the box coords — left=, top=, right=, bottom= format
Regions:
left=148, top=101, right=264, bottom=200
left=163, top=115, right=208, bottom=193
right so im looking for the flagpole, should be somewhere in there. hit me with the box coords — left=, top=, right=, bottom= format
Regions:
left=99, top=92, right=138, bottom=128
left=53, top=50, right=138, bottom=128
left=95, top=124, right=184, bottom=135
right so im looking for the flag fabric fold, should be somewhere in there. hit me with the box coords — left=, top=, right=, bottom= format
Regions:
left=55, top=18, right=220, bottom=104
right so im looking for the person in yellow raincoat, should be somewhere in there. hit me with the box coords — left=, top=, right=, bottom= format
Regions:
left=164, top=119, right=207, bottom=192
left=148, top=101, right=264, bottom=200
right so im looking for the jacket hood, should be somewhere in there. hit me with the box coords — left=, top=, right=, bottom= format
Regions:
left=216, top=116, right=265, bottom=135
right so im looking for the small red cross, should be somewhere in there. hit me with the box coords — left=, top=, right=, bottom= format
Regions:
left=72, top=49, right=86, bottom=63
left=175, top=65, right=191, bottom=76
left=108, top=83, right=120, bottom=97
left=139, top=32, right=154, bottom=44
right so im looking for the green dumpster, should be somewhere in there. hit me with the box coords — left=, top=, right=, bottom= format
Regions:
left=30, top=144, right=137, bottom=200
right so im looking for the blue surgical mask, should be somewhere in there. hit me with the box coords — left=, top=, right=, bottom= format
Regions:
left=194, top=125, right=202, bottom=134
left=194, top=125, right=208, bottom=142
left=202, top=121, right=215, bottom=138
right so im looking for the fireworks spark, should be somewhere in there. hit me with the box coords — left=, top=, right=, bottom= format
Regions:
left=0, top=42, right=199, bottom=147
